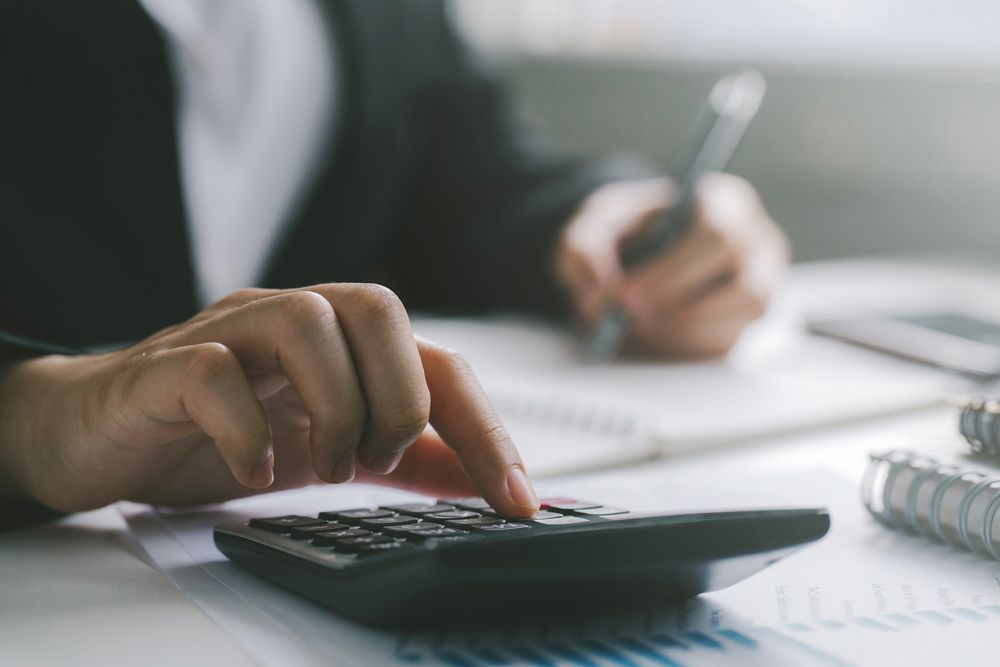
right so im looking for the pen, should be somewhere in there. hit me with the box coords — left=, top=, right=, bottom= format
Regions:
left=584, top=69, right=767, bottom=361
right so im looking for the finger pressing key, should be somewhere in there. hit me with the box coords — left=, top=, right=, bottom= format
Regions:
left=415, top=337, right=538, bottom=518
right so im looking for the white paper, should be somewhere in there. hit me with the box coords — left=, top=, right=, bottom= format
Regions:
left=124, top=455, right=1000, bottom=666
left=411, top=311, right=969, bottom=477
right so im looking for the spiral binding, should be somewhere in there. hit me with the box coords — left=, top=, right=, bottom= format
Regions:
left=958, top=396, right=1000, bottom=456
left=862, top=449, right=1000, bottom=560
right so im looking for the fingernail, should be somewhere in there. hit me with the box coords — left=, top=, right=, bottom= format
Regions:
left=364, top=450, right=404, bottom=475
left=249, top=453, right=274, bottom=488
left=330, top=452, right=356, bottom=483
left=506, top=466, right=539, bottom=512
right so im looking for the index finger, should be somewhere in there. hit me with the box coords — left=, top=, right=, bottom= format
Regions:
left=415, top=337, right=539, bottom=518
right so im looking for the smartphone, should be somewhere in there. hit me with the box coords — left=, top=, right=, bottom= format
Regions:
left=808, top=311, right=1000, bottom=378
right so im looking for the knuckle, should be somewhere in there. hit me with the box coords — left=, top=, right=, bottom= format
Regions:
left=348, top=283, right=407, bottom=321
left=380, top=393, right=431, bottom=444
left=278, top=290, right=337, bottom=335
left=476, top=417, right=509, bottom=444
left=184, top=342, right=239, bottom=382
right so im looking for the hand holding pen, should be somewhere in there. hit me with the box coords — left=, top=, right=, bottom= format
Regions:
left=554, top=70, right=790, bottom=359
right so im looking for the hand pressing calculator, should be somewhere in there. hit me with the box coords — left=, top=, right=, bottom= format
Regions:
left=214, top=498, right=829, bottom=627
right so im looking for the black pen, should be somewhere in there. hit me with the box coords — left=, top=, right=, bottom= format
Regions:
left=584, top=69, right=767, bottom=360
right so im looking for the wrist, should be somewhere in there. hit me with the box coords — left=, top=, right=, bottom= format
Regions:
left=0, top=355, right=86, bottom=505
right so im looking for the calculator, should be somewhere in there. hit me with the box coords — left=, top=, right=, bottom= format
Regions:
left=214, top=498, right=829, bottom=627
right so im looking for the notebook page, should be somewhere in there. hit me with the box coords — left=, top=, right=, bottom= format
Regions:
left=412, top=309, right=967, bottom=475
left=485, top=378, right=658, bottom=476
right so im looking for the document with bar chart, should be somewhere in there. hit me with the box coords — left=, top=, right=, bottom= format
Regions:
left=120, top=464, right=1000, bottom=667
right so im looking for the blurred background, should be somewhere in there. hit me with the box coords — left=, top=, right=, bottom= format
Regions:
left=452, top=0, right=1000, bottom=262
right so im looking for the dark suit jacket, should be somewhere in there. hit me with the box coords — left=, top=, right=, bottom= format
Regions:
left=0, top=0, right=644, bottom=361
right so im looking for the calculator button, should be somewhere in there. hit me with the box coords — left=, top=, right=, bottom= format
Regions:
left=447, top=498, right=493, bottom=511
left=528, top=511, right=563, bottom=521
left=533, top=516, right=590, bottom=526
left=322, top=509, right=395, bottom=524
left=400, top=527, right=467, bottom=541
left=360, top=515, right=418, bottom=530
left=381, top=523, right=438, bottom=537
left=381, top=503, right=455, bottom=516
left=289, top=523, right=349, bottom=539
left=446, top=516, right=506, bottom=528
left=312, top=528, right=371, bottom=545
left=424, top=510, right=480, bottom=521
left=333, top=535, right=396, bottom=553
left=575, top=507, right=630, bottom=516
left=472, top=523, right=529, bottom=533
left=249, top=516, right=327, bottom=533
left=543, top=500, right=601, bottom=511
left=355, top=542, right=413, bottom=558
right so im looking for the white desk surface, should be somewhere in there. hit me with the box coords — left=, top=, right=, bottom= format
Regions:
left=0, top=505, right=253, bottom=666
left=4, top=258, right=999, bottom=666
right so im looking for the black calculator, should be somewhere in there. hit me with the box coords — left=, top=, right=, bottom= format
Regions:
left=214, top=497, right=829, bottom=627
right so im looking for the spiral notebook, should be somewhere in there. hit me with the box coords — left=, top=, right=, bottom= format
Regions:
left=862, top=398, right=1000, bottom=560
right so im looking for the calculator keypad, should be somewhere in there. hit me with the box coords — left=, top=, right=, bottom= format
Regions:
left=245, top=498, right=639, bottom=564
left=381, top=503, right=455, bottom=516
left=324, top=509, right=394, bottom=523
left=312, top=528, right=371, bottom=545
left=288, top=523, right=349, bottom=539
left=424, top=510, right=480, bottom=521
left=532, top=515, right=589, bottom=526
left=249, top=515, right=327, bottom=532
left=444, top=516, right=505, bottom=528
left=471, top=522, right=529, bottom=532
left=359, top=515, right=419, bottom=530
